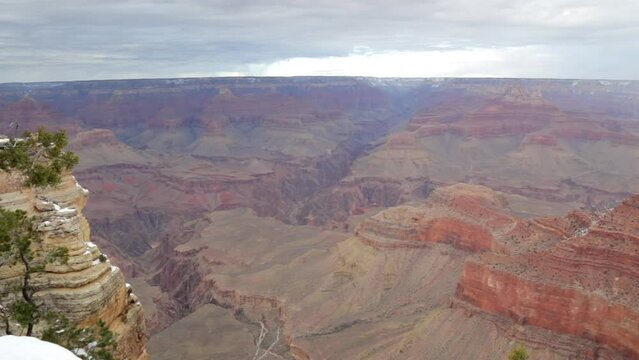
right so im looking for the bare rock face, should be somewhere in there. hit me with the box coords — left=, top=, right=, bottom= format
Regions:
left=456, top=195, right=639, bottom=359
left=0, top=172, right=148, bottom=360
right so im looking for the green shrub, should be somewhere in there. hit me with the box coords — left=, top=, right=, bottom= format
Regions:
left=509, top=343, right=530, bottom=360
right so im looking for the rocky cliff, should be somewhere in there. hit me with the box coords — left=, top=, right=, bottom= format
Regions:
left=0, top=171, right=148, bottom=360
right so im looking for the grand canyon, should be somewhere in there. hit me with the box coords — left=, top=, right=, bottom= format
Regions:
left=1, top=77, right=638, bottom=359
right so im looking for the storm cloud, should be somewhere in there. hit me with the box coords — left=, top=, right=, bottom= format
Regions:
left=1, top=0, right=638, bottom=82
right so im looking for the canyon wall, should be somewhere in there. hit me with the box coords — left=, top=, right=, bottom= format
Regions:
left=146, top=183, right=639, bottom=359
left=1, top=77, right=639, bottom=359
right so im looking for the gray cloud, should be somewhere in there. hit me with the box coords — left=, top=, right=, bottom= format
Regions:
left=0, top=0, right=638, bottom=82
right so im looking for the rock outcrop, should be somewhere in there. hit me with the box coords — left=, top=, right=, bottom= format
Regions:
left=0, top=172, right=148, bottom=360
left=355, top=184, right=514, bottom=252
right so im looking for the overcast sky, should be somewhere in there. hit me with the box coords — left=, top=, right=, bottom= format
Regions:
left=1, top=0, right=638, bottom=82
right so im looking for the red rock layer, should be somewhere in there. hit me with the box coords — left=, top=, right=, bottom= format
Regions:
left=456, top=195, right=639, bottom=358
left=355, top=184, right=514, bottom=252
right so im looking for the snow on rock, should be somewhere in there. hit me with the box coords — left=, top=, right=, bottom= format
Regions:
left=34, top=200, right=78, bottom=217
left=73, top=176, right=90, bottom=195
left=56, top=207, right=77, bottom=216
left=0, top=335, right=80, bottom=360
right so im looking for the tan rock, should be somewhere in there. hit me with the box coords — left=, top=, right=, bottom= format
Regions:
left=0, top=172, right=148, bottom=360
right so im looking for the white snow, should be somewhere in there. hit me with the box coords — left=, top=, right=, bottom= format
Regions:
left=86, top=242, right=97, bottom=249
left=72, top=348, right=88, bottom=357
left=91, top=258, right=101, bottom=266
left=0, top=335, right=80, bottom=360
left=73, top=176, right=90, bottom=195
left=56, top=207, right=76, bottom=216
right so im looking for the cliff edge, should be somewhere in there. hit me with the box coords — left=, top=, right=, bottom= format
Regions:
left=0, top=171, right=148, bottom=360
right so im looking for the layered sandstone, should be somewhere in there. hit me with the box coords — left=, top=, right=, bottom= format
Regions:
left=456, top=195, right=639, bottom=359
left=0, top=172, right=148, bottom=360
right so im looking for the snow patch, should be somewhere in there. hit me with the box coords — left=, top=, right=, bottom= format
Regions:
left=0, top=335, right=81, bottom=360
left=73, top=348, right=88, bottom=357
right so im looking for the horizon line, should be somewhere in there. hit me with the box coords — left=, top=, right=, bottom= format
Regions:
left=1, top=75, right=637, bottom=87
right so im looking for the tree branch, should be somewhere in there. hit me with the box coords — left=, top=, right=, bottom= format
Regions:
left=256, top=327, right=280, bottom=360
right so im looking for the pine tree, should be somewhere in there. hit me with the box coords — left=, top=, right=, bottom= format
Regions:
left=0, top=208, right=68, bottom=335
left=0, top=127, right=79, bottom=187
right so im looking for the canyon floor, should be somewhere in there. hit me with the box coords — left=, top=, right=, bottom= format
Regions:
left=1, top=77, right=638, bottom=359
